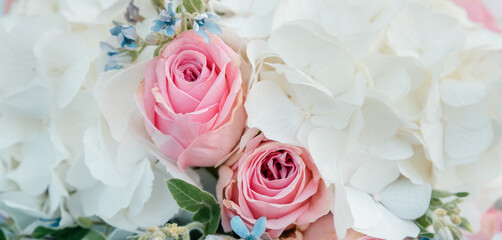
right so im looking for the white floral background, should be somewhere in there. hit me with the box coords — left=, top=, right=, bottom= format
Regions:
left=1, top=0, right=502, bottom=239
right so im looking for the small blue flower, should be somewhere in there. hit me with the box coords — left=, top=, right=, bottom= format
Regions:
left=100, top=42, right=131, bottom=71
left=152, top=3, right=180, bottom=37
left=39, top=217, right=62, bottom=228
left=231, top=216, right=266, bottom=240
left=110, top=23, right=137, bottom=50
left=193, top=12, right=222, bottom=43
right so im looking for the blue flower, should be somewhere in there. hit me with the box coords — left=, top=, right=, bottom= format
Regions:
left=231, top=216, right=266, bottom=240
left=152, top=3, right=180, bottom=37
left=100, top=42, right=131, bottom=71
left=39, top=217, right=61, bottom=228
left=193, top=12, right=222, bottom=43
left=110, top=23, right=137, bottom=50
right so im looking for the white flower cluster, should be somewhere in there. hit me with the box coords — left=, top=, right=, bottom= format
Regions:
left=218, top=0, right=502, bottom=239
left=0, top=0, right=197, bottom=233
left=0, top=0, right=502, bottom=239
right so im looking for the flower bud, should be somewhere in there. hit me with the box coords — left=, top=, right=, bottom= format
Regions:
left=448, top=225, right=462, bottom=240
left=150, top=231, right=165, bottom=240
left=434, top=208, right=448, bottom=217
left=450, top=215, right=461, bottom=225
left=459, top=217, right=473, bottom=232
left=147, top=226, right=160, bottom=233
left=146, top=33, right=160, bottom=44
left=433, top=219, right=453, bottom=240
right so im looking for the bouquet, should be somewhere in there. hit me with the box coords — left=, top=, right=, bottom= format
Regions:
left=1, top=0, right=502, bottom=239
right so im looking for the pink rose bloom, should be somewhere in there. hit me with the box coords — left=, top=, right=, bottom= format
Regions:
left=136, top=30, right=246, bottom=169
left=453, top=0, right=501, bottom=32
left=467, top=208, right=502, bottom=240
left=217, top=132, right=332, bottom=238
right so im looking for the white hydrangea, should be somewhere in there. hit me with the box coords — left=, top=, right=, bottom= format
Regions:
left=0, top=0, right=196, bottom=232
left=245, top=0, right=502, bottom=239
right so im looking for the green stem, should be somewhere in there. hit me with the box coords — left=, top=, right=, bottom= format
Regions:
left=181, top=222, right=205, bottom=240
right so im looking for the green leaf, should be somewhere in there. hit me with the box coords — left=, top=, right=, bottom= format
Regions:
left=0, top=229, right=6, bottom=240
left=183, top=0, right=204, bottom=13
left=152, top=0, right=165, bottom=9
left=32, top=226, right=90, bottom=239
left=459, top=217, right=473, bottom=232
left=167, top=179, right=221, bottom=235
left=431, top=190, right=454, bottom=199
left=82, top=229, right=106, bottom=240
left=417, top=231, right=435, bottom=239
left=455, top=192, right=469, bottom=198
left=32, top=226, right=56, bottom=238
left=193, top=207, right=210, bottom=223
left=176, top=5, right=183, bottom=13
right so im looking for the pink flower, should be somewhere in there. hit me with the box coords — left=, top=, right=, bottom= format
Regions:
left=467, top=208, right=502, bottom=240
left=4, top=0, right=16, bottom=14
left=217, top=131, right=332, bottom=239
left=452, top=0, right=501, bottom=32
left=136, top=30, right=246, bottom=169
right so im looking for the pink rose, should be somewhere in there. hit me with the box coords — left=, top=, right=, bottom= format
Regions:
left=136, top=30, right=246, bottom=169
left=467, top=208, right=502, bottom=240
left=217, top=131, right=332, bottom=238
left=452, top=0, right=501, bottom=32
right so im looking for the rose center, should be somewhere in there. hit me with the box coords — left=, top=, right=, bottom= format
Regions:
left=181, top=64, right=201, bottom=82
left=260, top=150, right=296, bottom=181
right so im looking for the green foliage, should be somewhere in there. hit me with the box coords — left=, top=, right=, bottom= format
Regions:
left=82, top=229, right=106, bottom=240
left=32, top=226, right=89, bottom=239
left=152, top=0, right=165, bottom=10
left=414, top=189, right=472, bottom=240
left=31, top=225, right=107, bottom=240
left=167, top=178, right=221, bottom=236
left=0, top=229, right=6, bottom=240
left=183, top=0, right=205, bottom=13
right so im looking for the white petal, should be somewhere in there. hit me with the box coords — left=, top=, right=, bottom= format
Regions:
left=369, top=137, right=414, bottom=161
left=365, top=54, right=411, bottom=101
left=268, top=22, right=355, bottom=96
left=397, top=146, right=433, bottom=185
left=379, top=178, right=431, bottom=220
left=444, top=101, right=491, bottom=130
left=332, top=181, right=354, bottom=239
left=128, top=168, right=180, bottom=228
left=352, top=0, right=405, bottom=32
left=440, top=79, right=486, bottom=107
left=387, top=3, right=464, bottom=67
left=444, top=122, right=493, bottom=162
left=34, top=31, right=90, bottom=108
left=345, top=187, right=382, bottom=229
left=420, top=120, right=446, bottom=170
left=7, top=133, right=52, bottom=196
left=83, top=126, right=129, bottom=187
left=355, top=203, right=419, bottom=240
left=349, top=159, right=400, bottom=194
left=308, top=128, right=348, bottom=185
left=66, top=155, right=98, bottom=189
left=127, top=160, right=154, bottom=216
left=94, top=61, right=149, bottom=141
left=359, top=97, right=399, bottom=144
left=319, top=0, right=372, bottom=59
left=245, top=80, right=304, bottom=146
